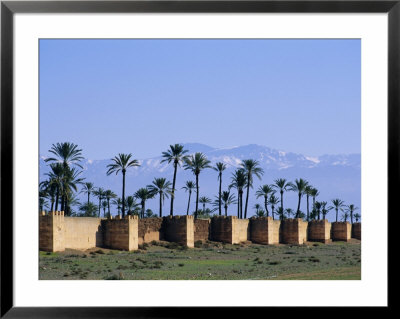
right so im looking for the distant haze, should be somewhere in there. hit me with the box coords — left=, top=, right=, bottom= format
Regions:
left=40, top=143, right=361, bottom=221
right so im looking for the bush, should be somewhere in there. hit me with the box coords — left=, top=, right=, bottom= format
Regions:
left=194, top=240, right=203, bottom=248
left=104, top=272, right=124, bottom=280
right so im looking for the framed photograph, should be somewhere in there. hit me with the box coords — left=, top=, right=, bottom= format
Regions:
left=1, top=0, right=394, bottom=316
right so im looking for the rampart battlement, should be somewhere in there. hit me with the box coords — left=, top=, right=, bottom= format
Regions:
left=39, top=214, right=361, bottom=252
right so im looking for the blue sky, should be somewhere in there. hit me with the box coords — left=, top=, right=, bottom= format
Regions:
left=39, top=39, right=360, bottom=160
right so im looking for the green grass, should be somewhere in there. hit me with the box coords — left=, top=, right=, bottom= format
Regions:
left=39, top=240, right=361, bottom=280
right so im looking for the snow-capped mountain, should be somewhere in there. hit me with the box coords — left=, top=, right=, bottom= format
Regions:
left=39, top=143, right=361, bottom=221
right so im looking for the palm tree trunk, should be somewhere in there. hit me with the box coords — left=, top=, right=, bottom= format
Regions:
left=244, top=181, right=250, bottom=219
left=218, top=173, right=222, bottom=216
left=280, top=190, right=283, bottom=211
left=237, top=190, right=240, bottom=218
left=186, top=191, right=191, bottom=215
left=225, top=205, right=228, bottom=216
left=240, top=191, right=243, bottom=219
left=350, top=210, right=353, bottom=224
left=107, top=199, right=111, bottom=218
left=195, top=174, right=199, bottom=219
left=272, top=206, right=275, bottom=220
left=306, top=195, right=310, bottom=221
left=98, top=197, right=101, bottom=217
left=159, top=192, right=163, bottom=217
left=87, top=192, right=90, bottom=207
left=335, top=208, right=338, bottom=222
left=122, top=171, right=126, bottom=218
left=264, top=196, right=269, bottom=217
left=141, top=201, right=145, bottom=218
left=50, top=199, right=54, bottom=212
left=203, top=203, right=205, bottom=212
left=170, top=162, right=178, bottom=216
left=296, top=193, right=301, bottom=218
left=55, top=186, right=59, bottom=211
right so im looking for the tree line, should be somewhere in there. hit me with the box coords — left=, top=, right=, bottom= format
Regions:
left=39, top=142, right=361, bottom=223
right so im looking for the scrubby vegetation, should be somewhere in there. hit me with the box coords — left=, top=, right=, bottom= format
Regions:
left=39, top=240, right=361, bottom=280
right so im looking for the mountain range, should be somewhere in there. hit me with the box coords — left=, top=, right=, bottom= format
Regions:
left=39, top=143, right=361, bottom=221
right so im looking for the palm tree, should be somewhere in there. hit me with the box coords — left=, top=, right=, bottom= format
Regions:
left=39, top=197, right=49, bottom=213
left=221, top=191, right=236, bottom=216
left=354, top=213, right=361, bottom=223
left=229, top=169, right=247, bottom=219
left=321, top=201, right=332, bottom=219
left=199, top=196, right=212, bottom=212
left=93, top=187, right=105, bottom=218
left=112, top=198, right=122, bottom=216
left=125, top=196, right=140, bottom=216
left=255, top=209, right=265, bottom=217
left=161, top=144, right=189, bottom=216
left=60, top=166, right=84, bottom=215
left=314, top=201, right=322, bottom=220
left=276, top=207, right=285, bottom=220
left=345, top=204, right=358, bottom=224
left=44, top=163, right=64, bottom=211
left=79, top=202, right=98, bottom=217
left=304, top=185, right=314, bottom=221
left=268, top=194, right=279, bottom=220
left=273, top=178, right=291, bottom=211
left=342, top=212, right=349, bottom=222
left=289, top=178, right=309, bottom=218
left=45, top=142, right=84, bottom=169
left=331, top=198, right=345, bottom=222
left=104, top=190, right=117, bottom=218
left=255, top=184, right=274, bottom=217
left=147, top=178, right=172, bottom=217
left=285, top=208, right=294, bottom=219
left=253, top=203, right=262, bottom=216
left=40, top=178, right=57, bottom=212
left=310, top=188, right=319, bottom=212
left=81, top=182, right=95, bottom=208
left=240, top=159, right=264, bottom=219
left=106, top=153, right=140, bottom=218
left=213, top=162, right=227, bottom=216
left=101, top=200, right=108, bottom=218
left=134, top=188, right=154, bottom=218
left=182, top=181, right=195, bottom=215
left=183, top=152, right=211, bottom=218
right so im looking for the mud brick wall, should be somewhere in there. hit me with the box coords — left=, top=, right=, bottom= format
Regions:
left=234, top=219, right=249, bottom=243
left=281, top=218, right=308, bottom=244
left=138, top=217, right=164, bottom=244
left=249, top=217, right=281, bottom=245
left=210, top=216, right=234, bottom=243
left=271, top=220, right=281, bottom=244
left=102, top=216, right=138, bottom=251
left=308, top=220, right=331, bottom=243
left=194, top=218, right=210, bottom=242
left=39, top=211, right=65, bottom=252
left=64, top=217, right=103, bottom=249
left=331, top=222, right=351, bottom=241
left=352, top=223, right=361, bottom=240
left=163, top=216, right=194, bottom=248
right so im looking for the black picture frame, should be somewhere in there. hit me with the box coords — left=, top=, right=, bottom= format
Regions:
left=1, top=0, right=395, bottom=317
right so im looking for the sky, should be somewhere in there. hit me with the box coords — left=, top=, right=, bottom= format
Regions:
left=39, top=39, right=360, bottom=160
